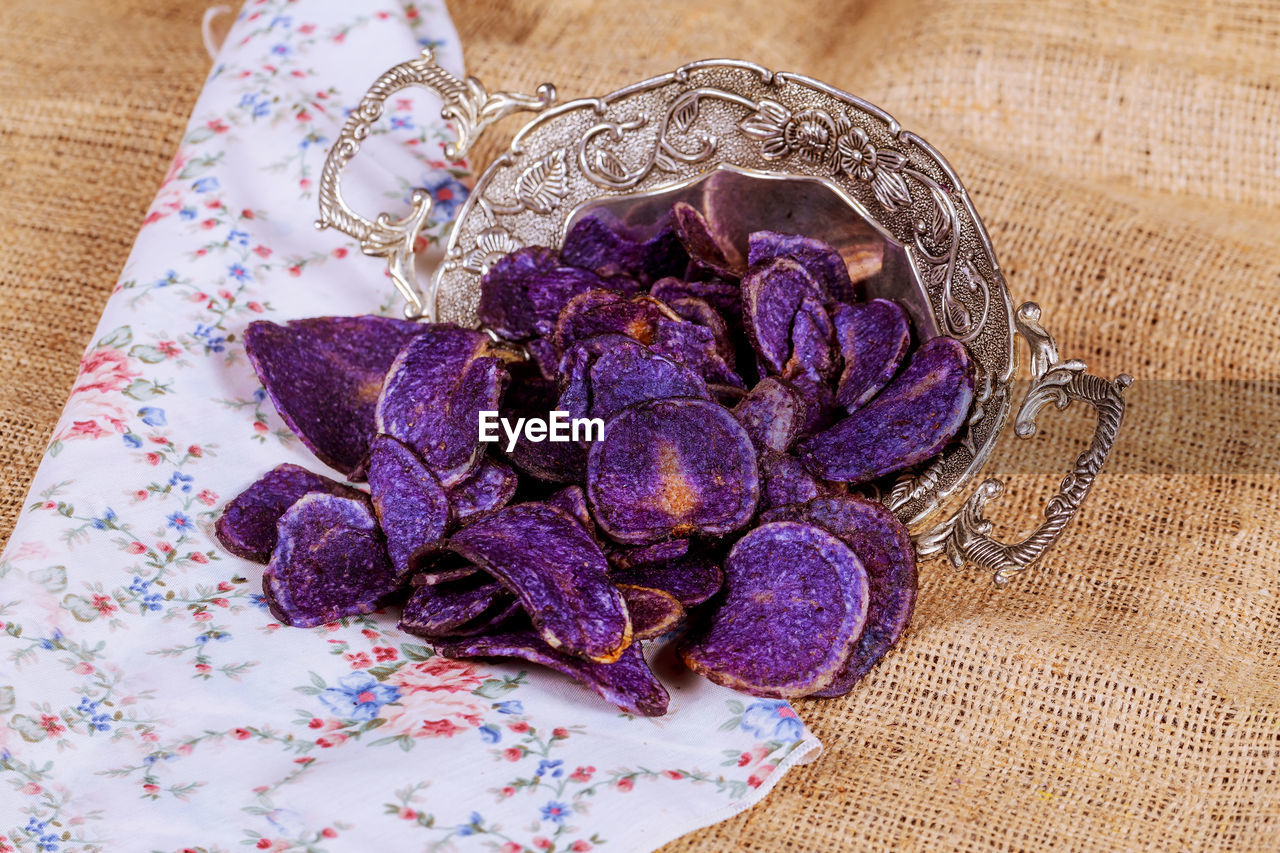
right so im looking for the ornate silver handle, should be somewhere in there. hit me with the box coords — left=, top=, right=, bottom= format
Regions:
left=315, top=48, right=556, bottom=319
left=915, top=302, right=1132, bottom=585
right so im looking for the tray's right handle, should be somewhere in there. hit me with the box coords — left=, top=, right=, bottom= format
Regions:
left=315, top=48, right=556, bottom=319
left=915, top=302, right=1132, bottom=585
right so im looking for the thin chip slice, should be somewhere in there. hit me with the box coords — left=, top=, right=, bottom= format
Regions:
left=666, top=297, right=736, bottom=367
left=759, top=449, right=844, bottom=509
left=479, top=246, right=609, bottom=340
left=761, top=496, right=917, bottom=695
left=672, top=202, right=742, bottom=278
left=832, top=299, right=911, bottom=411
left=377, top=326, right=510, bottom=487
left=434, top=630, right=669, bottom=716
left=747, top=230, right=859, bottom=303
left=587, top=340, right=709, bottom=422
left=610, top=538, right=690, bottom=570
left=649, top=277, right=742, bottom=328
left=367, top=435, right=452, bottom=582
left=789, top=373, right=840, bottom=438
left=587, top=398, right=759, bottom=545
left=679, top=521, right=868, bottom=698
left=546, top=485, right=596, bottom=538
left=501, top=372, right=588, bottom=484
left=263, top=494, right=398, bottom=628
left=555, top=292, right=673, bottom=353
left=732, top=377, right=805, bottom=453
left=783, top=295, right=838, bottom=383
left=448, top=456, right=519, bottom=522
left=244, top=316, right=428, bottom=478
left=651, top=317, right=745, bottom=388
left=618, top=584, right=686, bottom=640
left=561, top=212, right=688, bottom=284
left=399, top=577, right=513, bottom=638
left=443, top=503, right=630, bottom=663
left=741, top=257, right=823, bottom=374
left=215, top=463, right=367, bottom=563
left=611, top=555, right=724, bottom=607
left=798, top=336, right=975, bottom=483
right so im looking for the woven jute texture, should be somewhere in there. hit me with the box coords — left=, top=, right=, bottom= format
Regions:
left=2, top=1, right=1278, bottom=850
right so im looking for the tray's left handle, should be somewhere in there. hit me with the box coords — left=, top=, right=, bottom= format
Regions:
left=315, top=48, right=556, bottom=320
left=915, top=302, right=1132, bottom=585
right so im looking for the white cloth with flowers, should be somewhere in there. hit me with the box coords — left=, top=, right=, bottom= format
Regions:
left=0, top=2, right=820, bottom=851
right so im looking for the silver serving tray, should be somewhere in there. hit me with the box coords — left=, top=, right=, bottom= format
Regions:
left=316, top=51, right=1131, bottom=585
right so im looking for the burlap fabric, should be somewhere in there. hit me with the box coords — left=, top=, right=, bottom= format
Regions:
left=2, top=1, right=1277, bottom=850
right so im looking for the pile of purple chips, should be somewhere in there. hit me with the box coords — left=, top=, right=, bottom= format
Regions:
left=216, top=201, right=976, bottom=714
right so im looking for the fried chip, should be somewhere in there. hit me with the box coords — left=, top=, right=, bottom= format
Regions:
left=649, top=277, right=743, bottom=328
left=443, top=503, right=630, bottom=663
left=672, top=201, right=742, bottom=278
left=263, top=494, right=398, bottom=628
left=783, top=295, right=839, bottom=383
left=215, top=463, right=367, bottom=563
left=679, top=521, right=868, bottom=698
left=741, top=257, right=823, bottom=374
left=666, top=296, right=736, bottom=367
left=500, top=371, right=588, bottom=484
left=798, top=335, right=975, bottom=483
left=367, top=435, right=452, bottom=582
left=617, top=584, right=686, bottom=640
left=746, top=230, right=859, bottom=303
left=399, top=576, right=514, bottom=638
left=434, top=630, right=669, bottom=716
left=832, top=299, right=911, bottom=411
left=244, top=316, right=429, bottom=478
left=587, top=339, right=709, bottom=422
left=546, top=485, right=597, bottom=539
left=610, top=538, right=690, bottom=570
left=555, top=291, right=672, bottom=353
left=732, top=376, right=805, bottom=453
left=376, top=326, right=510, bottom=487
left=759, top=448, right=844, bottom=509
left=561, top=211, right=688, bottom=285
left=761, top=496, right=917, bottom=695
left=611, top=554, right=724, bottom=608
left=479, top=246, right=610, bottom=341
left=448, top=456, right=519, bottom=522
left=587, top=398, right=758, bottom=544
left=650, top=317, right=745, bottom=388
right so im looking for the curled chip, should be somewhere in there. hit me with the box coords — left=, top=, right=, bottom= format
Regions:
left=367, top=435, right=451, bottom=582
left=679, top=521, right=868, bottom=698
left=479, top=246, right=610, bottom=341
left=215, top=463, right=367, bottom=563
left=546, top=485, right=596, bottom=538
left=587, top=398, right=759, bottom=545
left=747, top=230, right=859, bottom=303
left=555, top=292, right=673, bottom=353
left=798, top=335, right=975, bottom=483
left=741, top=257, right=823, bottom=374
left=561, top=211, right=688, bottom=284
left=651, top=317, right=745, bottom=388
left=587, top=340, right=709, bottom=422
left=377, top=326, right=510, bottom=487
left=672, top=202, right=742, bottom=278
left=649, top=277, right=742, bottom=328
left=618, top=585, right=686, bottom=640
left=611, top=554, right=723, bottom=607
left=434, top=629, right=669, bottom=716
left=444, top=503, right=630, bottom=663
left=527, top=337, right=561, bottom=381
left=788, top=373, right=840, bottom=438
left=832, top=299, right=911, bottom=411
left=264, top=494, right=398, bottom=628
left=244, top=316, right=428, bottom=478
left=732, top=377, right=804, bottom=453
left=761, top=496, right=917, bottom=696
left=610, top=538, right=690, bottom=570
left=666, top=297, right=735, bottom=367
left=399, top=577, right=513, bottom=639
left=759, top=449, right=844, bottom=509
left=783, top=295, right=838, bottom=384
left=448, top=456, right=519, bottom=522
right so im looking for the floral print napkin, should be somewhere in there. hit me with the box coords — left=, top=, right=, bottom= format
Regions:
left=0, top=2, right=819, bottom=851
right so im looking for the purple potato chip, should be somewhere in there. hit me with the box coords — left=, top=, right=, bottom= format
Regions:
left=399, top=576, right=513, bottom=638
left=760, top=495, right=917, bottom=695
left=610, top=538, right=690, bottom=570
left=561, top=212, right=689, bottom=285
left=479, top=247, right=609, bottom=341
left=527, top=337, right=562, bottom=381
left=587, top=398, right=759, bottom=545
left=443, top=503, right=630, bottom=662
left=546, top=485, right=597, bottom=539
left=611, top=554, right=724, bottom=608
left=747, top=230, right=859, bottom=303
left=708, top=383, right=749, bottom=406
left=500, top=372, right=588, bottom=484
left=448, top=456, right=519, bottom=522
left=651, top=318, right=745, bottom=388
left=732, top=376, right=805, bottom=453
left=788, top=373, right=840, bottom=437
left=377, top=326, right=510, bottom=487
left=666, top=297, right=735, bottom=367
left=672, top=202, right=742, bottom=278
left=367, top=435, right=451, bottom=582
left=215, top=463, right=368, bottom=563
left=679, top=521, right=868, bottom=698
left=618, top=584, right=686, bottom=640
left=409, top=548, right=484, bottom=586
left=587, top=341, right=709, bottom=422
left=649, top=277, right=743, bottom=328
left=832, top=299, right=911, bottom=411
left=798, top=336, right=975, bottom=483
left=434, top=630, right=668, bottom=716
left=783, top=295, right=839, bottom=384
left=555, top=292, right=673, bottom=354
left=759, top=448, right=844, bottom=510
left=741, top=257, right=823, bottom=375
left=263, top=494, right=398, bottom=628
left=244, top=316, right=429, bottom=478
